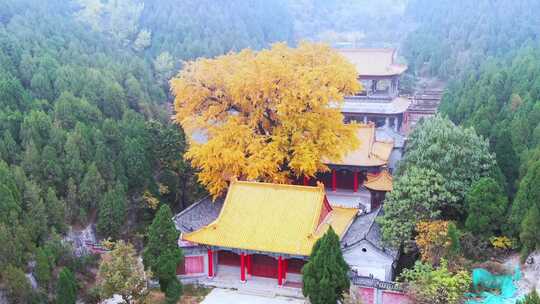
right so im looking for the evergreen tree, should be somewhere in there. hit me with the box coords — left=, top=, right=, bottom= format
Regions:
left=465, top=177, right=508, bottom=237
left=520, top=205, right=540, bottom=259
left=2, top=265, right=32, bottom=303
left=41, top=144, right=63, bottom=189
left=142, top=204, right=183, bottom=292
left=494, top=129, right=519, bottom=195
left=66, top=177, right=79, bottom=221
left=45, top=187, right=66, bottom=233
left=122, top=137, right=151, bottom=191
left=302, top=227, right=349, bottom=304
left=97, top=182, right=127, bottom=238
left=35, top=247, right=52, bottom=291
left=0, top=130, right=19, bottom=164
left=518, top=290, right=540, bottom=304
left=57, top=268, right=77, bottom=304
left=25, top=197, right=48, bottom=243
left=64, top=132, right=85, bottom=183
left=79, top=163, right=105, bottom=212
left=165, top=279, right=182, bottom=304
left=510, top=160, right=540, bottom=236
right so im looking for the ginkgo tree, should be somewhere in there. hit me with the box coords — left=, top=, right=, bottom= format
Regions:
left=171, top=42, right=361, bottom=197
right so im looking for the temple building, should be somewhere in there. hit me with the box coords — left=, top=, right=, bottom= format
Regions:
left=304, top=122, right=395, bottom=213
left=174, top=180, right=396, bottom=286
left=338, top=48, right=409, bottom=132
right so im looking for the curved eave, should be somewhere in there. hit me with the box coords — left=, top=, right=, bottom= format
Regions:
left=341, top=97, right=411, bottom=115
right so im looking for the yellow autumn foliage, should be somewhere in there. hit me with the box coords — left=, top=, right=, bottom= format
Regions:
left=415, top=220, right=451, bottom=266
left=171, top=42, right=361, bottom=198
left=490, top=236, right=512, bottom=250
left=142, top=191, right=160, bottom=210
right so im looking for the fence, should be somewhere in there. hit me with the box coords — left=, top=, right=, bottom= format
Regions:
left=349, top=273, right=404, bottom=292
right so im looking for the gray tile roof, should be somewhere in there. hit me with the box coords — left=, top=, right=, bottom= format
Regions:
left=341, top=207, right=398, bottom=259
left=341, top=96, right=410, bottom=114
left=376, top=126, right=406, bottom=148
left=173, top=196, right=224, bottom=233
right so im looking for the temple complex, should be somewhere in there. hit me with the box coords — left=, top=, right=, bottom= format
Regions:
left=173, top=48, right=413, bottom=289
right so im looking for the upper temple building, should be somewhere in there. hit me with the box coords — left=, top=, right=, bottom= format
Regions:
left=338, top=48, right=409, bottom=133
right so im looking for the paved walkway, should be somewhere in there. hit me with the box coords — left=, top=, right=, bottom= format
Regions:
left=199, top=265, right=304, bottom=299
left=201, top=288, right=305, bottom=304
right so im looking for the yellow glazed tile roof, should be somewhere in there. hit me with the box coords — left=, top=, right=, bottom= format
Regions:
left=182, top=181, right=358, bottom=256
left=365, top=170, right=393, bottom=192
left=338, top=48, right=407, bottom=77
left=325, top=123, right=394, bottom=167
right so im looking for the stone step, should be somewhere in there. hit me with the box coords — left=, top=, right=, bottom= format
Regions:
left=237, top=288, right=275, bottom=298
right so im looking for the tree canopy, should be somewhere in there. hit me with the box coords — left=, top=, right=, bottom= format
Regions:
left=302, top=227, right=350, bottom=304
left=378, top=166, right=452, bottom=248
left=98, top=241, right=147, bottom=304
left=400, top=260, right=471, bottom=304
left=465, top=177, right=508, bottom=237
left=57, top=268, right=78, bottom=304
left=142, top=204, right=183, bottom=293
left=397, top=115, right=496, bottom=216
left=171, top=42, right=361, bottom=197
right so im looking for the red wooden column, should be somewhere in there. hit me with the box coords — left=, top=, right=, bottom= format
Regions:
left=277, top=256, right=283, bottom=286
left=303, top=175, right=309, bottom=186
left=247, top=254, right=252, bottom=276
left=240, top=253, right=246, bottom=283
left=207, top=249, right=214, bottom=278
left=353, top=171, right=359, bottom=192
left=332, top=169, right=337, bottom=192
left=283, top=259, right=287, bottom=281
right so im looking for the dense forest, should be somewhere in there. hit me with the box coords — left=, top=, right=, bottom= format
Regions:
left=2, top=0, right=540, bottom=302
left=288, top=0, right=411, bottom=48
left=403, top=0, right=540, bottom=79
left=409, top=0, right=540, bottom=245
left=0, top=0, right=301, bottom=302
left=382, top=2, right=540, bottom=302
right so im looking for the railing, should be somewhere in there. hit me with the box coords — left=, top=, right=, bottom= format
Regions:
left=349, top=273, right=404, bottom=292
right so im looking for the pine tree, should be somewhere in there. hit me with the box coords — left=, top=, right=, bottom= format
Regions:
left=465, top=177, right=508, bottom=237
left=510, top=160, right=540, bottom=236
left=520, top=205, right=540, bottom=259
left=57, top=268, right=77, bottom=304
left=3, top=265, right=32, bottom=303
left=142, top=204, right=183, bottom=292
left=165, top=279, right=182, bottom=304
left=97, top=182, right=126, bottom=238
left=0, top=130, right=19, bottom=164
left=519, top=290, right=540, bottom=304
left=66, top=177, right=79, bottom=221
left=79, top=163, right=105, bottom=211
left=302, top=227, right=350, bottom=304
left=45, top=188, right=67, bottom=233
left=35, top=247, right=52, bottom=291
left=64, top=132, right=85, bottom=183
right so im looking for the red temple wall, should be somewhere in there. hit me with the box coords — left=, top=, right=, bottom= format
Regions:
left=177, top=255, right=204, bottom=275
left=355, top=287, right=375, bottom=304
left=382, top=291, right=412, bottom=304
